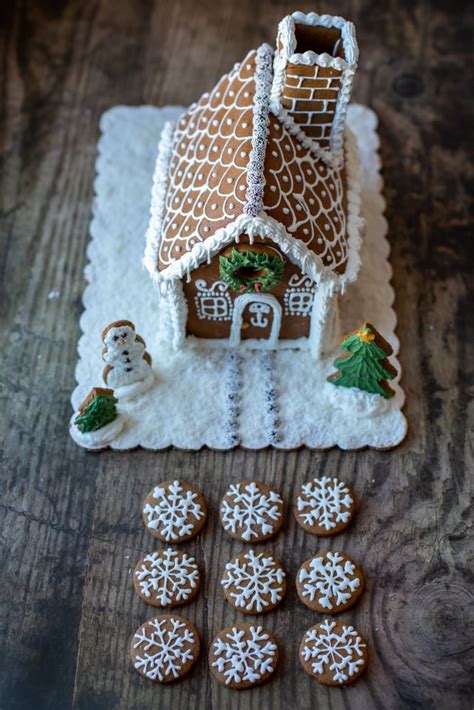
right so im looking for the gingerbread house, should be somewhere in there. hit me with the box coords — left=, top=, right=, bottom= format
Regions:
left=144, top=11, right=364, bottom=355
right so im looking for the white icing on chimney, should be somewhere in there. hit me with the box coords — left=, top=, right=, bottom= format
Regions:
left=270, top=12, right=358, bottom=166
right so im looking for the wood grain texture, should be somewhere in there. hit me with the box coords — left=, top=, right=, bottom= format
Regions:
left=1, top=0, right=473, bottom=708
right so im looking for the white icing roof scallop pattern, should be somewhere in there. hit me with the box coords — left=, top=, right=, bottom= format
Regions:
left=158, top=51, right=257, bottom=268
left=263, top=120, right=347, bottom=272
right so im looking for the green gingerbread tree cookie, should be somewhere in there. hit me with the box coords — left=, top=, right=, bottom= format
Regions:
left=74, top=387, right=118, bottom=433
left=327, top=323, right=398, bottom=399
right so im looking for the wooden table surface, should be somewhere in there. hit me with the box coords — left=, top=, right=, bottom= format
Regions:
left=1, top=1, right=472, bottom=708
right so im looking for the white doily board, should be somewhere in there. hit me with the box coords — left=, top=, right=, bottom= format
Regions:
left=71, top=104, right=407, bottom=451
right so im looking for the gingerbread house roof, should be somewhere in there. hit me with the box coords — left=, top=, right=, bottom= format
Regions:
left=145, top=27, right=363, bottom=290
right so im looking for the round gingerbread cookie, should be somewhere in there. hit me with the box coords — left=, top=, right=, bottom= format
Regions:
left=143, top=479, right=207, bottom=543
left=209, top=623, right=279, bottom=688
left=131, top=615, right=200, bottom=683
left=294, top=476, right=355, bottom=536
left=133, top=548, right=201, bottom=608
left=296, top=551, right=364, bottom=613
left=221, top=550, right=286, bottom=614
left=220, top=480, right=284, bottom=542
left=299, top=619, right=368, bottom=686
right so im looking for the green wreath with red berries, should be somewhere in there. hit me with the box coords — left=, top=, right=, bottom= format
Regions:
left=219, top=248, right=285, bottom=293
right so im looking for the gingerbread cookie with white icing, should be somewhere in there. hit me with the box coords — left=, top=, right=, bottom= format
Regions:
left=133, top=549, right=201, bottom=608
left=101, top=320, right=153, bottom=400
left=221, top=550, right=286, bottom=614
left=131, top=615, right=200, bottom=683
left=294, top=476, right=355, bottom=536
left=209, top=623, right=279, bottom=688
left=220, top=480, right=284, bottom=542
left=299, top=620, right=368, bottom=686
left=143, top=480, right=207, bottom=543
left=296, top=551, right=364, bottom=613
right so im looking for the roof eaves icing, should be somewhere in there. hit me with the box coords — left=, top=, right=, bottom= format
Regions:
left=151, top=127, right=363, bottom=291
left=156, top=212, right=342, bottom=288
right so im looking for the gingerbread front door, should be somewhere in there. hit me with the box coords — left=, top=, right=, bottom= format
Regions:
left=230, top=294, right=282, bottom=347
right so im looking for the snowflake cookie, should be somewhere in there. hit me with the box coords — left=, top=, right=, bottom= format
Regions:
left=299, top=620, right=368, bottom=686
left=143, top=480, right=207, bottom=543
left=296, top=551, right=364, bottom=613
left=221, top=550, right=286, bottom=614
left=209, top=623, right=279, bottom=688
left=220, top=480, right=284, bottom=542
left=131, top=615, right=200, bottom=683
left=133, top=549, right=200, bottom=608
left=294, top=476, right=355, bottom=536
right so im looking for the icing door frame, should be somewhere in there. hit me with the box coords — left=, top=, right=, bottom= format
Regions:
left=230, top=293, right=282, bottom=347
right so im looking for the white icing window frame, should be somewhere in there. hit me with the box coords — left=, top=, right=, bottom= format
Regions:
left=194, top=279, right=233, bottom=321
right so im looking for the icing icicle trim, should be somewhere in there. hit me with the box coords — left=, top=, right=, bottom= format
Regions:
left=143, top=121, right=176, bottom=277
left=244, top=43, right=273, bottom=217
left=155, top=212, right=343, bottom=287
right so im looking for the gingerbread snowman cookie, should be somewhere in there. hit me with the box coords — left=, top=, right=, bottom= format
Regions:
left=102, top=320, right=154, bottom=401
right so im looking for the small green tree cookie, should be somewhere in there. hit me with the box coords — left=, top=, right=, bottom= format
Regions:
left=74, top=387, right=118, bottom=433
left=327, top=323, right=397, bottom=398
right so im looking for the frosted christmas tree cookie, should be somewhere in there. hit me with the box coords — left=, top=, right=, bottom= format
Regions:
left=143, top=480, right=207, bottom=543
left=294, top=476, right=355, bottom=536
left=221, top=550, right=286, bottom=614
left=69, top=387, right=124, bottom=449
left=133, top=549, right=200, bottom=608
left=299, top=620, right=368, bottom=686
left=209, top=623, right=279, bottom=688
left=220, top=481, right=284, bottom=542
left=101, top=320, right=154, bottom=401
left=327, top=323, right=398, bottom=398
left=130, top=615, right=200, bottom=683
left=296, top=551, right=364, bottom=613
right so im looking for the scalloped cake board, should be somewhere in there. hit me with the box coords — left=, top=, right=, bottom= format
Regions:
left=71, top=104, right=407, bottom=451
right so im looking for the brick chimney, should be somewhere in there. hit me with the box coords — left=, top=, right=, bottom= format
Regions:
left=271, top=12, right=358, bottom=163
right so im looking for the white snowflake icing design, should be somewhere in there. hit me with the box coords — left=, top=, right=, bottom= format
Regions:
left=221, top=482, right=283, bottom=541
left=298, top=552, right=360, bottom=610
left=133, top=617, right=197, bottom=681
left=222, top=550, right=286, bottom=613
left=212, top=625, right=277, bottom=685
left=301, top=620, right=366, bottom=684
left=297, top=476, right=353, bottom=531
left=135, top=549, right=199, bottom=606
left=143, top=480, right=205, bottom=541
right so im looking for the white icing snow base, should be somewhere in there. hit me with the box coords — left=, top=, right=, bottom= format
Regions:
left=71, top=104, right=406, bottom=451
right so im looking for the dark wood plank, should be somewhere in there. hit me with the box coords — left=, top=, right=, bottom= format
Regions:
left=1, top=0, right=472, bottom=709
